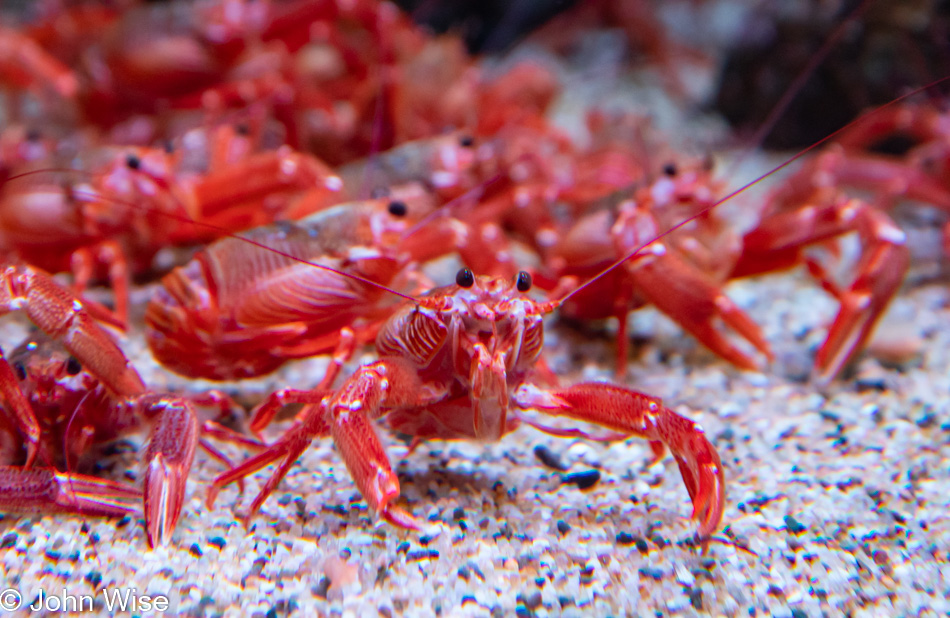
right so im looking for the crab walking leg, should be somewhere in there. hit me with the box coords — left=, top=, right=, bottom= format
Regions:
left=247, top=328, right=357, bottom=437
left=209, top=359, right=431, bottom=529
left=625, top=250, right=774, bottom=372
left=731, top=196, right=911, bottom=382
left=515, top=382, right=725, bottom=538
left=70, top=241, right=132, bottom=330
left=0, top=468, right=140, bottom=517
left=0, top=264, right=146, bottom=465
left=206, top=404, right=330, bottom=525
left=810, top=207, right=910, bottom=383
left=324, top=360, right=434, bottom=531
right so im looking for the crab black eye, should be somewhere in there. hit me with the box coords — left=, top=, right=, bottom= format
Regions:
left=516, top=271, right=532, bottom=292
left=459, top=135, right=474, bottom=147
left=235, top=122, right=250, bottom=135
left=456, top=267, right=475, bottom=288
left=662, top=162, right=677, bottom=177
left=125, top=153, right=141, bottom=170
left=387, top=200, right=408, bottom=217
left=66, top=357, right=82, bottom=376
left=12, top=362, right=26, bottom=381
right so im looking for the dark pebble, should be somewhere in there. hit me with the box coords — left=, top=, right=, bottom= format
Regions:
left=312, top=576, right=330, bottom=599
left=523, top=591, right=542, bottom=609
left=85, top=571, right=103, bottom=588
left=396, top=542, right=410, bottom=554
left=458, top=565, right=471, bottom=581
left=44, top=550, right=61, bottom=561
left=189, top=543, right=203, bottom=557
left=791, top=609, right=807, bottom=618
left=635, top=537, right=649, bottom=554
left=0, top=533, right=16, bottom=549
left=564, top=469, right=601, bottom=490
left=453, top=507, right=466, bottom=521
left=406, top=549, right=439, bottom=561
left=689, top=588, right=703, bottom=610
left=556, top=520, right=571, bottom=536
left=818, top=410, right=840, bottom=423
left=461, top=595, right=476, bottom=605
left=209, top=536, right=227, bottom=549
left=266, top=609, right=278, bottom=618
left=784, top=515, right=807, bottom=535
left=616, top=531, right=636, bottom=545
left=638, top=567, right=664, bottom=581
left=115, top=515, right=131, bottom=529
left=534, top=444, right=567, bottom=471
left=855, top=376, right=887, bottom=392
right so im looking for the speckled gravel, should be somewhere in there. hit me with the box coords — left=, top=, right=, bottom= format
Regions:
left=2, top=5, right=950, bottom=618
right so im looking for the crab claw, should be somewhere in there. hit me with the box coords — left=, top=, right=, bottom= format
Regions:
left=666, top=422, right=725, bottom=540
left=139, top=397, right=198, bottom=547
left=516, top=382, right=726, bottom=538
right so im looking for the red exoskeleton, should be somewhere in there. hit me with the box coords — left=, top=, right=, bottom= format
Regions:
left=728, top=99, right=950, bottom=382
left=206, top=266, right=725, bottom=541
left=0, top=121, right=343, bottom=327
left=0, top=262, right=256, bottom=547
left=144, top=193, right=453, bottom=380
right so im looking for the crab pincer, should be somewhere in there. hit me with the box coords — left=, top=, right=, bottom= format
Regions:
left=515, top=382, right=725, bottom=539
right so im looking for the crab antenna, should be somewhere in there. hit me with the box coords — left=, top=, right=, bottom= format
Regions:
left=0, top=175, right=423, bottom=304
left=556, top=77, right=950, bottom=307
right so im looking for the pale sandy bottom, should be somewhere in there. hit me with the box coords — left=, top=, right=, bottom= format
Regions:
left=2, top=9, right=950, bottom=618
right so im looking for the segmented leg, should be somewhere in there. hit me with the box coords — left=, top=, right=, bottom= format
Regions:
left=0, top=467, right=140, bottom=517
left=207, top=403, right=331, bottom=525
left=810, top=207, right=910, bottom=383
left=627, top=250, right=773, bottom=371
left=70, top=241, right=131, bottom=329
left=731, top=196, right=911, bottom=382
left=0, top=263, right=146, bottom=464
left=209, top=358, right=433, bottom=529
left=515, top=382, right=725, bottom=540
